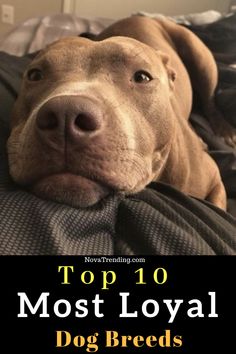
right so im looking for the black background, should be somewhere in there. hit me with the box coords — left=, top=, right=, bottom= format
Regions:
left=1, top=256, right=235, bottom=353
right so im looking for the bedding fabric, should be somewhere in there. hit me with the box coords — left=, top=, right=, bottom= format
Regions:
left=0, top=181, right=235, bottom=255
left=0, top=14, right=114, bottom=56
left=0, top=14, right=236, bottom=255
left=186, top=13, right=236, bottom=217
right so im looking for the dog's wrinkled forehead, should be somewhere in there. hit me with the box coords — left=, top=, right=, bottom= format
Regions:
left=30, top=36, right=160, bottom=73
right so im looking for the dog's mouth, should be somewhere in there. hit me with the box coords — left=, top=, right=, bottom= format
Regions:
left=30, top=172, right=112, bottom=208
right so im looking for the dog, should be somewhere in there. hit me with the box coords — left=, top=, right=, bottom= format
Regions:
left=7, top=16, right=227, bottom=209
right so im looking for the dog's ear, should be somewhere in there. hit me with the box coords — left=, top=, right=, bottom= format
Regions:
left=79, top=32, right=97, bottom=40
left=157, top=50, right=176, bottom=90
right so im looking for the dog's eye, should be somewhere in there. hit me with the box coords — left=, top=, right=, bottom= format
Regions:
left=27, top=68, right=43, bottom=81
left=133, top=70, right=153, bottom=83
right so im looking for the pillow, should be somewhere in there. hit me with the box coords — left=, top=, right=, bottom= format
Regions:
left=0, top=52, right=33, bottom=191
left=0, top=14, right=114, bottom=56
left=0, top=52, right=235, bottom=255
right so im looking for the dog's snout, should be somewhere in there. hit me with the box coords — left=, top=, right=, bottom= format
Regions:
left=36, top=110, right=58, bottom=131
left=36, top=95, right=102, bottom=147
left=74, top=112, right=100, bottom=132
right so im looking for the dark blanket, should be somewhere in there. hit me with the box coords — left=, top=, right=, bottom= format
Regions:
left=0, top=182, right=235, bottom=255
left=186, top=14, right=236, bottom=216
left=0, top=21, right=236, bottom=255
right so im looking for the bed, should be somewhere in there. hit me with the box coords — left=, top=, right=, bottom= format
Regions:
left=0, top=12, right=235, bottom=255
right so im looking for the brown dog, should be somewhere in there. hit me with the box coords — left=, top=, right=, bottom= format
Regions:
left=7, top=16, right=226, bottom=209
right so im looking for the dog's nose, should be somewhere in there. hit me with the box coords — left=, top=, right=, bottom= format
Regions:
left=36, top=95, right=102, bottom=146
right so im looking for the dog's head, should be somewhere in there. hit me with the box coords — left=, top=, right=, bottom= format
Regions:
left=7, top=36, right=176, bottom=207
